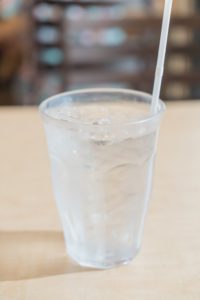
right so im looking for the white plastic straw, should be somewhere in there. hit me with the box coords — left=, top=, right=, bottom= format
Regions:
left=151, top=0, right=173, bottom=114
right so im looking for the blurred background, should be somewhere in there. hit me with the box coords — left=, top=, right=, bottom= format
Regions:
left=0, top=0, right=200, bottom=105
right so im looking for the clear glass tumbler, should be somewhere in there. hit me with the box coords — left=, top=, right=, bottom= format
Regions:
left=40, top=88, right=165, bottom=269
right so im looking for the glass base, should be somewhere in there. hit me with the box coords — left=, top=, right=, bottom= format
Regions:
left=67, top=246, right=140, bottom=269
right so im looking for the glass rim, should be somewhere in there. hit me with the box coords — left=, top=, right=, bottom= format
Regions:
left=39, top=88, right=166, bottom=127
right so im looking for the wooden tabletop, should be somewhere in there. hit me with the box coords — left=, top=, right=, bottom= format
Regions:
left=0, top=102, right=200, bottom=299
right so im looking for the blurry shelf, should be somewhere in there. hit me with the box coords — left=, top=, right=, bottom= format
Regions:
left=34, top=66, right=200, bottom=85
left=163, top=73, right=200, bottom=84
left=68, top=15, right=200, bottom=29
left=170, top=14, right=200, bottom=28
left=68, top=70, right=152, bottom=84
left=34, top=42, right=200, bottom=57
left=30, top=4, right=200, bottom=101
left=69, top=71, right=200, bottom=85
left=167, top=44, right=200, bottom=56
left=35, top=43, right=157, bottom=55
left=67, top=16, right=162, bottom=29
left=34, top=0, right=120, bottom=6
left=33, top=20, right=63, bottom=26
left=34, top=40, right=63, bottom=47
left=32, top=13, right=200, bottom=29
left=69, top=44, right=156, bottom=61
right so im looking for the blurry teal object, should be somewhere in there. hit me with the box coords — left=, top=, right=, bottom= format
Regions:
left=40, top=48, right=64, bottom=66
left=103, top=27, right=126, bottom=46
left=1, top=0, right=22, bottom=19
left=37, top=26, right=59, bottom=44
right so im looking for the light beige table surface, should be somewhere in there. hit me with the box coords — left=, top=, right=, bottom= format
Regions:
left=0, top=102, right=200, bottom=299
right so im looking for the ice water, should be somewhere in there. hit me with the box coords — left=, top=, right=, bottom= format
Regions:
left=44, top=99, right=157, bottom=268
